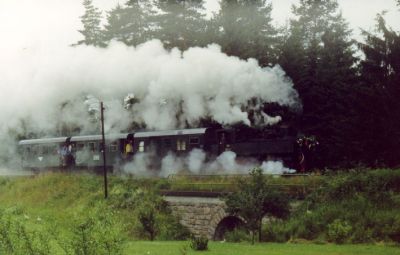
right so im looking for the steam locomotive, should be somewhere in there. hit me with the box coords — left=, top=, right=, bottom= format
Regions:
left=18, top=126, right=306, bottom=172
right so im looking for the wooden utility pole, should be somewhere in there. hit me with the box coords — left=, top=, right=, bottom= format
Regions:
left=100, top=102, right=108, bottom=199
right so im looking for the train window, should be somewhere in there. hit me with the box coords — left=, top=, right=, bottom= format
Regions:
left=176, top=140, right=186, bottom=151
left=50, top=145, right=58, bottom=154
left=138, top=141, right=145, bottom=152
left=42, top=146, right=49, bottom=154
left=109, top=142, right=118, bottom=152
left=88, top=142, right=96, bottom=152
left=31, top=146, right=38, bottom=156
left=189, top=137, right=199, bottom=145
left=25, top=146, right=31, bottom=156
left=77, top=143, right=85, bottom=150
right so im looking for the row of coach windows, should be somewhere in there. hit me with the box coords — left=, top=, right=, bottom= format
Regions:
left=24, top=142, right=118, bottom=156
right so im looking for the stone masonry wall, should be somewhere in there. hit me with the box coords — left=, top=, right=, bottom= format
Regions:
left=164, top=196, right=227, bottom=240
left=164, top=196, right=301, bottom=240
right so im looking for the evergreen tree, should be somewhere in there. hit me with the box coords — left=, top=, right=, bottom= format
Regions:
left=279, top=0, right=359, bottom=167
left=215, top=0, right=278, bottom=66
left=154, top=0, right=208, bottom=50
left=77, top=0, right=105, bottom=47
left=358, top=13, right=400, bottom=166
left=104, top=0, right=154, bottom=46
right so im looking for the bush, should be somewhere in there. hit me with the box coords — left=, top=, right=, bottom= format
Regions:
left=0, top=205, right=125, bottom=255
left=68, top=209, right=124, bottom=255
left=225, top=228, right=251, bottom=243
left=190, top=236, right=208, bottom=251
left=262, top=221, right=290, bottom=243
left=388, top=215, right=400, bottom=243
left=157, top=215, right=190, bottom=241
left=327, top=219, right=352, bottom=244
left=0, top=207, right=52, bottom=255
left=137, top=204, right=158, bottom=241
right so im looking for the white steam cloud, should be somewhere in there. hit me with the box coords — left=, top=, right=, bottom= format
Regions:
left=0, top=40, right=299, bottom=167
left=0, top=40, right=298, bottom=165
left=1, top=40, right=298, bottom=134
left=123, top=149, right=295, bottom=177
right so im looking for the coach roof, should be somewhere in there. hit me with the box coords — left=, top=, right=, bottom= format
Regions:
left=134, top=128, right=208, bottom=138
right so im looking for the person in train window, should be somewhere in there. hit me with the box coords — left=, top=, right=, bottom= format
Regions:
left=63, top=138, right=75, bottom=168
left=125, top=140, right=134, bottom=160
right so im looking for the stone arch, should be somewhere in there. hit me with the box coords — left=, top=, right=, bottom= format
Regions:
left=213, top=215, right=245, bottom=240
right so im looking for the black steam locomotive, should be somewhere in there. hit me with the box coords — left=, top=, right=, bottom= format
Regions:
left=18, top=126, right=305, bottom=172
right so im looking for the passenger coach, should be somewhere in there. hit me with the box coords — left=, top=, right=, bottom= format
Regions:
left=18, top=127, right=300, bottom=172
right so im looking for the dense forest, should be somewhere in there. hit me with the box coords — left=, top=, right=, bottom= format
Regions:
left=77, top=0, right=400, bottom=169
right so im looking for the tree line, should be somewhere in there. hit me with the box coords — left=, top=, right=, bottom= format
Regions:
left=78, top=0, right=400, bottom=169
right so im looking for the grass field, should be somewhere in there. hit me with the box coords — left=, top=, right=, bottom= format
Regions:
left=0, top=172, right=399, bottom=254
left=124, top=241, right=400, bottom=255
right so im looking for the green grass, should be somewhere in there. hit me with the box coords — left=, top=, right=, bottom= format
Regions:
left=124, top=241, right=400, bottom=255
left=0, top=172, right=399, bottom=254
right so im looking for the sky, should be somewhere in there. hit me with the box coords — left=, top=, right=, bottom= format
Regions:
left=273, top=0, right=399, bottom=34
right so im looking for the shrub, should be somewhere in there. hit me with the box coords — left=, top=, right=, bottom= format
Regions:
left=157, top=215, right=190, bottom=241
left=190, top=236, right=208, bottom=251
left=137, top=204, right=158, bottom=241
left=327, top=219, right=352, bottom=244
left=225, top=228, right=251, bottom=243
left=0, top=208, right=52, bottom=255
left=350, top=226, right=373, bottom=243
left=262, top=221, right=290, bottom=243
left=132, top=190, right=190, bottom=241
left=388, top=215, right=400, bottom=243
left=69, top=209, right=124, bottom=255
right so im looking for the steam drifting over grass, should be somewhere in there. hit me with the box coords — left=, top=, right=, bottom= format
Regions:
left=123, top=149, right=295, bottom=177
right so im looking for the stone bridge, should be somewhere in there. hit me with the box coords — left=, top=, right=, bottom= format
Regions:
left=164, top=195, right=302, bottom=240
left=164, top=196, right=235, bottom=240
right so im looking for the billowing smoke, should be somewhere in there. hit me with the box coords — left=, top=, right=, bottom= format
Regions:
left=123, top=149, right=295, bottom=177
left=0, top=39, right=299, bottom=168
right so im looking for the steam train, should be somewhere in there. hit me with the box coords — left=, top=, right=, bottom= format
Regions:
left=18, top=126, right=306, bottom=172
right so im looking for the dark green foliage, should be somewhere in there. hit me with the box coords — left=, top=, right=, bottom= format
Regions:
left=77, top=0, right=106, bottom=47
left=224, top=168, right=290, bottom=244
left=263, top=169, right=400, bottom=244
left=0, top=207, right=52, bottom=255
left=279, top=0, right=361, bottom=168
left=103, top=0, right=210, bottom=50
left=118, top=187, right=190, bottom=240
left=0, top=205, right=124, bottom=255
left=327, top=219, right=352, bottom=244
left=137, top=202, right=158, bottom=241
left=104, top=1, right=154, bottom=46
left=190, top=235, right=208, bottom=251
left=224, top=228, right=251, bottom=243
left=157, top=214, right=191, bottom=241
left=214, top=0, right=278, bottom=66
left=358, top=13, right=400, bottom=167
left=70, top=209, right=124, bottom=255
left=154, top=0, right=208, bottom=50
left=388, top=215, right=400, bottom=243
left=262, top=220, right=291, bottom=243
